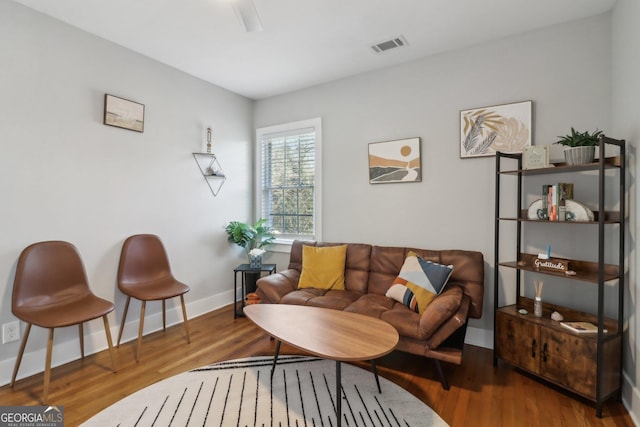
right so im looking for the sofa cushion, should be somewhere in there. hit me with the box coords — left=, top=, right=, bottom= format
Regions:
left=298, top=244, right=347, bottom=290
left=367, top=246, right=407, bottom=295
left=379, top=302, right=424, bottom=340
left=282, top=288, right=361, bottom=310
left=256, top=269, right=300, bottom=304
left=343, top=293, right=395, bottom=318
left=280, top=287, right=327, bottom=306
left=386, top=252, right=453, bottom=314
left=345, top=294, right=424, bottom=340
left=342, top=243, right=372, bottom=293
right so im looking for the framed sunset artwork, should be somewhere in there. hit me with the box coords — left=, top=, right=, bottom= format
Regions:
left=368, top=137, right=421, bottom=184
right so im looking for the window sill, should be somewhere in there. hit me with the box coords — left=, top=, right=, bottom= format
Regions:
left=267, top=237, right=316, bottom=254
left=268, top=241, right=293, bottom=254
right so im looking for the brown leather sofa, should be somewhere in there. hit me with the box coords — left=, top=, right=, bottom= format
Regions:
left=256, top=240, right=485, bottom=389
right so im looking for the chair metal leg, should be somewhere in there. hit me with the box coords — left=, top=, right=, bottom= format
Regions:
left=79, top=323, right=85, bottom=359
left=180, top=295, right=190, bottom=343
left=43, top=328, right=54, bottom=404
left=162, top=300, right=166, bottom=331
left=117, top=296, right=131, bottom=347
left=103, top=315, right=117, bottom=372
left=11, top=323, right=31, bottom=387
left=136, top=301, right=146, bottom=362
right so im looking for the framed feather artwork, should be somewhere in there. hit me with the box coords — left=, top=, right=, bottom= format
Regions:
left=460, top=100, right=532, bottom=158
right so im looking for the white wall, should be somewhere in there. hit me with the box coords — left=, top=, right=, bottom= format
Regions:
left=612, top=0, right=640, bottom=423
left=0, top=1, right=254, bottom=384
left=255, top=14, right=613, bottom=340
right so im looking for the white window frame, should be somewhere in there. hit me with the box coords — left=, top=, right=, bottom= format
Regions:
left=255, top=117, right=322, bottom=252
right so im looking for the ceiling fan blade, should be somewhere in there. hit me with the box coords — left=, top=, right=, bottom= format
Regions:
left=232, top=0, right=263, bottom=32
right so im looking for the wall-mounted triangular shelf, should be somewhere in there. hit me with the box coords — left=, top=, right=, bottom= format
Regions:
left=193, top=152, right=226, bottom=196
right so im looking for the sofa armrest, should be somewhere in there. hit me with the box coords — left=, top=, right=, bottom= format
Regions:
left=425, top=295, right=470, bottom=352
left=256, top=269, right=301, bottom=303
left=418, top=285, right=464, bottom=338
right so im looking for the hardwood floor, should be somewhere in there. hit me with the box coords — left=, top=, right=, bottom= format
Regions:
left=0, top=304, right=634, bottom=426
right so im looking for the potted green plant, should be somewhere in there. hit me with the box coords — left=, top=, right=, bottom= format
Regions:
left=555, top=127, right=603, bottom=165
left=225, top=218, right=275, bottom=266
left=225, top=219, right=275, bottom=294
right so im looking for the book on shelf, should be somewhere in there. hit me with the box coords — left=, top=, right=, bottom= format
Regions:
left=560, top=321, right=607, bottom=334
left=558, top=183, right=573, bottom=200
left=546, top=184, right=557, bottom=221
left=542, top=182, right=573, bottom=221
left=541, top=185, right=549, bottom=220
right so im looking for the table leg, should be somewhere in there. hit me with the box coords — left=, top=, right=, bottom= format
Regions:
left=233, top=272, right=238, bottom=319
left=270, top=340, right=281, bottom=380
left=336, top=361, right=342, bottom=427
left=240, top=273, right=245, bottom=315
left=370, top=359, right=381, bottom=393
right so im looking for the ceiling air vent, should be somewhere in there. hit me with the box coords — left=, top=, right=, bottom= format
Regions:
left=370, top=36, right=408, bottom=54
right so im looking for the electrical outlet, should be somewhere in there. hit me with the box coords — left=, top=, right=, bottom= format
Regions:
left=2, top=321, right=20, bottom=344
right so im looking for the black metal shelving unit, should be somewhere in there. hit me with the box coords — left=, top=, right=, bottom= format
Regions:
left=493, top=136, right=625, bottom=417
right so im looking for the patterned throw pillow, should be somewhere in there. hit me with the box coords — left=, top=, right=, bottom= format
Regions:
left=385, top=251, right=454, bottom=314
left=298, top=245, right=348, bottom=290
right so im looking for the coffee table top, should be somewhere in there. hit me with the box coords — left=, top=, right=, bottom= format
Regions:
left=243, top=304, right=399, bottom=362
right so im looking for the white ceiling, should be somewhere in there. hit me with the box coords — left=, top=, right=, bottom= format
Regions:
left=13, top=0, right=617, bottom=100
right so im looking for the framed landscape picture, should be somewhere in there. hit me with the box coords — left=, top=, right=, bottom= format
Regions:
left=460, top=100, right=532, bottom=158
left=104, top=94, right=145, bottom=133
left=368, top=137, right=421, bottom=184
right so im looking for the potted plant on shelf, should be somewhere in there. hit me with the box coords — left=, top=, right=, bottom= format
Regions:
left=555, top=127, right=603, bottom=165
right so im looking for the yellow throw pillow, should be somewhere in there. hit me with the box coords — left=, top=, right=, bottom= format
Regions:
left=298, top=245, right=348, bottom=290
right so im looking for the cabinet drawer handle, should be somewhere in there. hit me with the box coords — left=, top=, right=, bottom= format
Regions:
left=531, top=339, right=536, bottom=358
left=542, top=343, right=548, bottom=362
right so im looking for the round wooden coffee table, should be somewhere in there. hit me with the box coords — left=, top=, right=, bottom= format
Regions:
left=243, top=304, right=399, bottom=427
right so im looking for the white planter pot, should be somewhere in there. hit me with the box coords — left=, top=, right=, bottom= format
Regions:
left=564, top=146, right=595, bottom=165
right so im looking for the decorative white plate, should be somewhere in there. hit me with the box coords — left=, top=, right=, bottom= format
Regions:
left=527, top=199, right=594, bottom=221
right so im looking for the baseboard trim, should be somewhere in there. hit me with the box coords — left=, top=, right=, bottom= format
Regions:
left=0, top=290, right=234, bottom=387
left=465, top=325, right=492, bottom=349
left=622, top=371, right=640, bottom=425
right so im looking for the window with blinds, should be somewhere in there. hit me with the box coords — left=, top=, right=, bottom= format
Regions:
left=256, top=118, right=322, bottom=243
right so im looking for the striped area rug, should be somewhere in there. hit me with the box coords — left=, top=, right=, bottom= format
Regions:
left=82, top=355, right=448, bottom=426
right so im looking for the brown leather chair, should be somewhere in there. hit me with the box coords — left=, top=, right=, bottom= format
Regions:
left=10, top=241, right=116, bottom=404
left=116, top=234, right=190, bottom=361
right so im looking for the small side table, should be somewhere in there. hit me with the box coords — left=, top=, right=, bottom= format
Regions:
left=233, top=263, right=276, bottom=318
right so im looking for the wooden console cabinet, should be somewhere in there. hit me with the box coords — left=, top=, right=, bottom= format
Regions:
left=496, top=300, right=621, bottom=401
left=493, top=136, right=626, bottom=417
